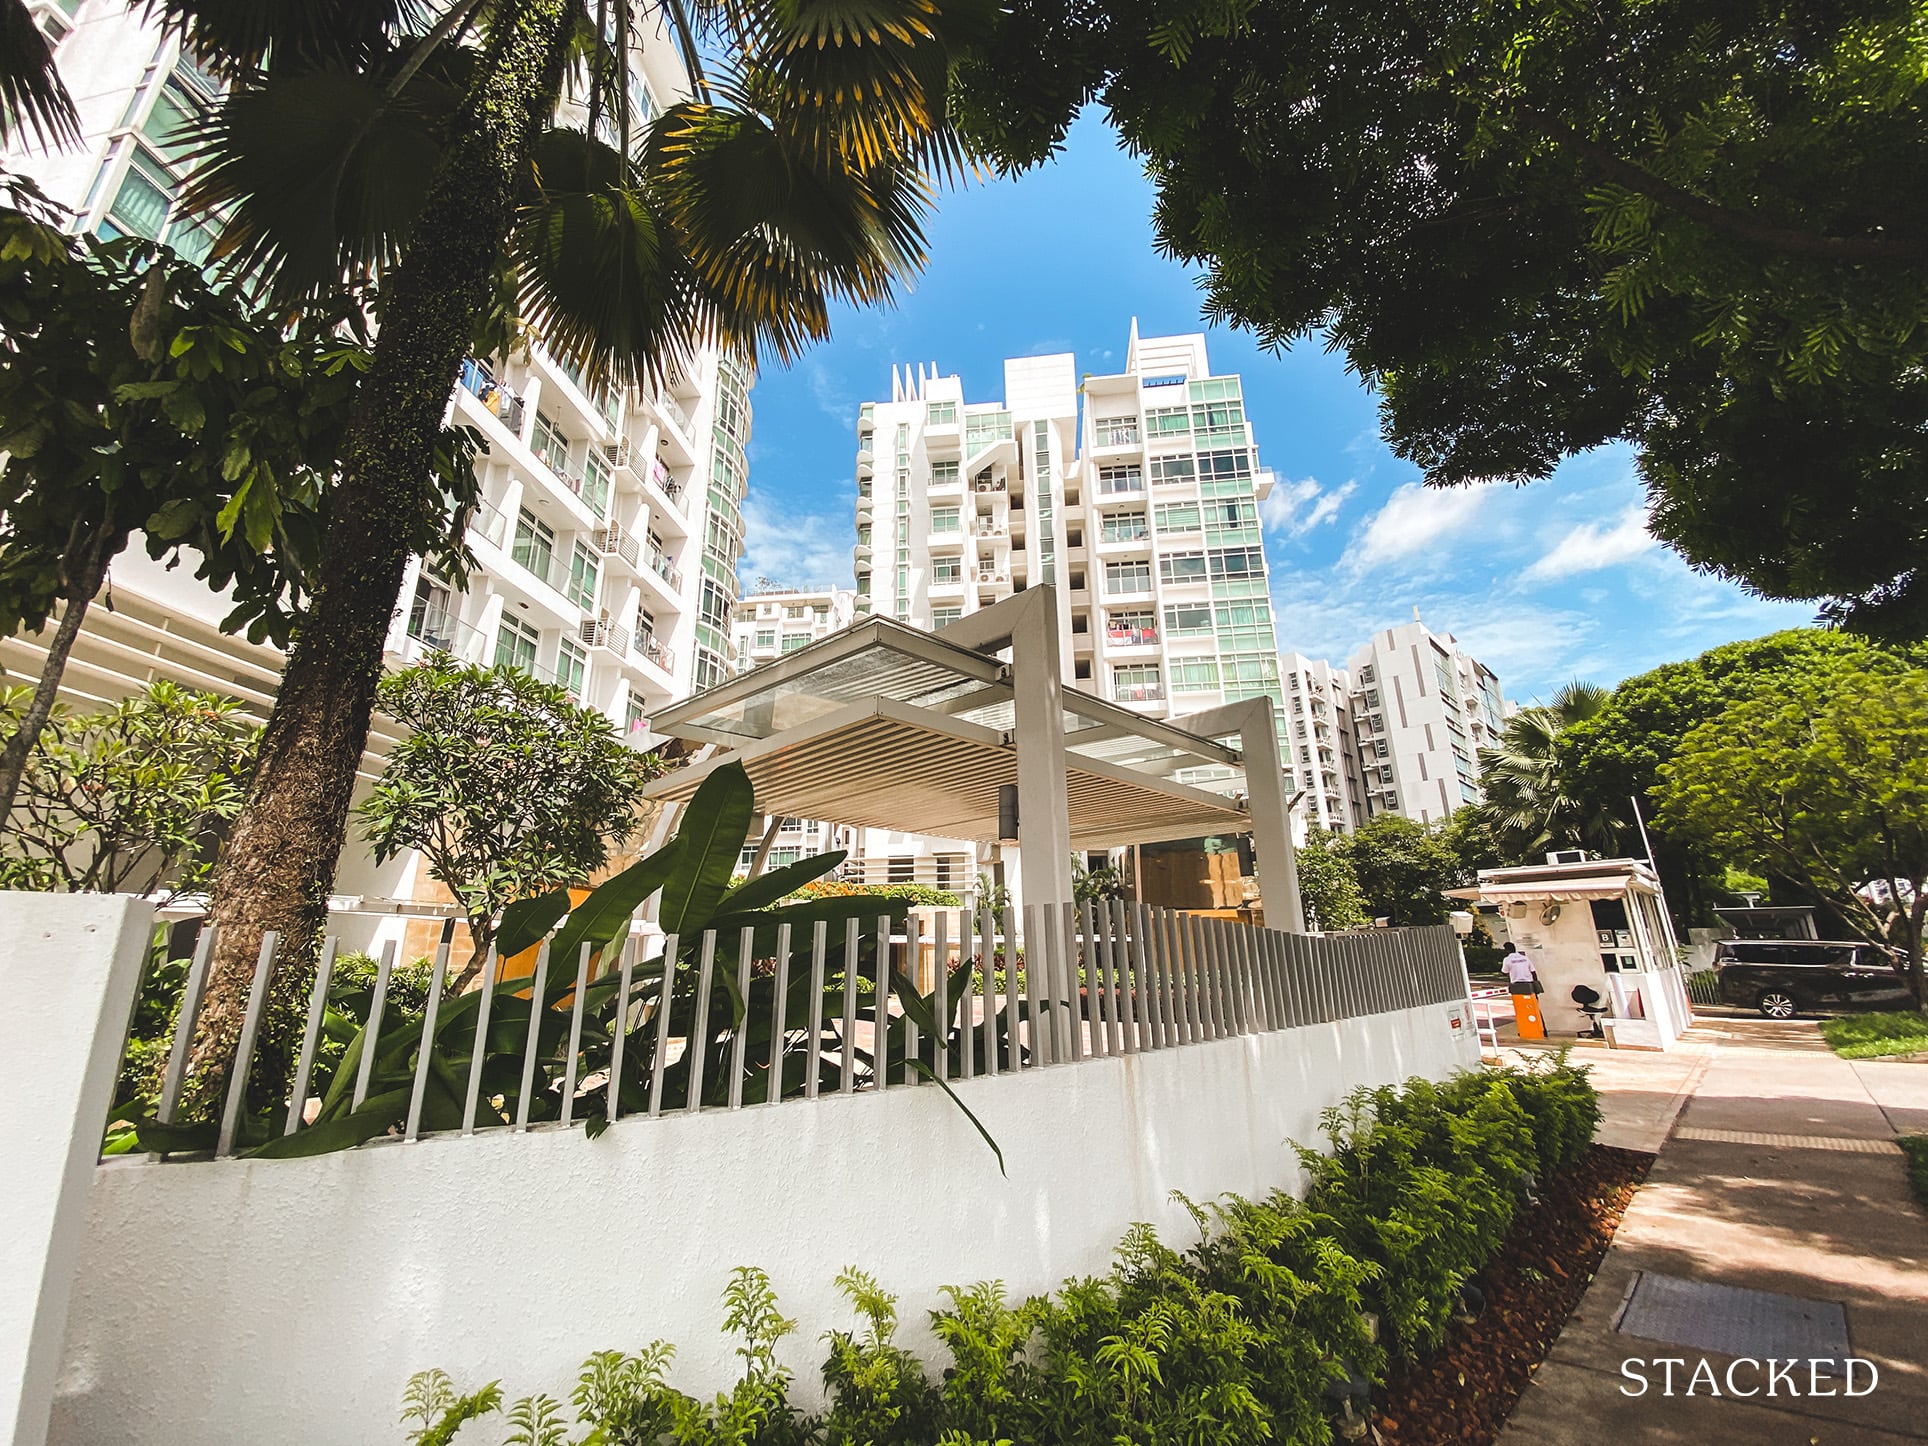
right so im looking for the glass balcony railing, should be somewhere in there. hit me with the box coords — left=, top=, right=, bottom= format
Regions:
left=1105, top=625, right=1160, bottom=647
left=404, top=603, right=484, bottom=659
left=1093, top=422, right=1140, bottom=447
left=645, top=546, right=683, bottom=591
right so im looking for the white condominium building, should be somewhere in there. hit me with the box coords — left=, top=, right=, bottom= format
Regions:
left=1280, top=653, right=1368, bottom=837
left=854, top=325, right=1287, bottom=736
left=731, top=585, right=857, bottom=673
left=1346, top=621, right=1506, bottom=825
left=4, top=1, right=745, bottom=739
left=3, top=2, right=749, bottom=920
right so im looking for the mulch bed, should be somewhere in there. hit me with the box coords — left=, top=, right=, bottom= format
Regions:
left=1368, top=1144, right=1655, bottom=1446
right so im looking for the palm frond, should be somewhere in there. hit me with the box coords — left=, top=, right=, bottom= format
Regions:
left=647, top=96, right=931, bottom=364
left=143, top=0, right=437, bottom=78
left=181, top=61, right=461, bottom=298
left=0, top=0, right=80, bottom=149
left=508, top=126, right=710, bottom=389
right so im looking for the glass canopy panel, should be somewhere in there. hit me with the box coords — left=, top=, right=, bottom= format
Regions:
left=663, top=640, right=993, bottom=741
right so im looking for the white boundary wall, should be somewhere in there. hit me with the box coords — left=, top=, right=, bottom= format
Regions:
left=2, top=895, right=150, bottom=1446
left=50, top=997, right=1475, bottom=1444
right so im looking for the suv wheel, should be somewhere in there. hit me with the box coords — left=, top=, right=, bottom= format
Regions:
left=1757, top=990, right=1799, bottom=1019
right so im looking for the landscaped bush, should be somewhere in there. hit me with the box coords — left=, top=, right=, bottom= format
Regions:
left=1818, top=1011, right=1928, bottom=1061
left=782, top=879, right=965, bottom=909
left=403, top=1058, right=1599, bottom=1444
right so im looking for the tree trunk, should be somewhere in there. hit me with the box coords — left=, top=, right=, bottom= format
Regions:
left=0, top=543, right=109, bottom=823
left=182, top=0, right=575, bottom=1115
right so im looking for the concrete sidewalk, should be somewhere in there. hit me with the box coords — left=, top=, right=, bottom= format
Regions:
left=1499, top=1019, right=1928, bottom=1444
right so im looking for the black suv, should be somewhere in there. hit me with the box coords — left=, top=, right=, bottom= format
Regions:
left=1713, top=939, right=1911, bottom=1018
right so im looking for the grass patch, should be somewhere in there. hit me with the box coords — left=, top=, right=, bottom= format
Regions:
left=1817, top=1011, right=1928, bottom=1060
left=1900, top=1137, right=1928, bottom=1214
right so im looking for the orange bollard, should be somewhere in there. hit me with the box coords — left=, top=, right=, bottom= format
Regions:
left=1513, top=990, right=1546, bottom=1040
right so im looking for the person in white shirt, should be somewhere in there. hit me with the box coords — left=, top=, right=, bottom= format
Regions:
left=1501, top=946, right=1540, bottom=995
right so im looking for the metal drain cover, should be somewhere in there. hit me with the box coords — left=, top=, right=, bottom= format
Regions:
left=1614, top=1271, right=1850, bottom=1358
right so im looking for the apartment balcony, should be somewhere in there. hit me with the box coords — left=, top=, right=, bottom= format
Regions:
left=1090, top=420, right=1141, bottom=451
left=646, top=458, right=686, bottom=513
left=654, top=389, right=695, bottom=439
left=590, top=521, right=642, bottom=569
left=929, top=574, right=968, bottom=598
left=856, top=446, right=874, bottom=478
left=928, top=469, right=965, bottom=497
left=400, top=603, right=485, bottom=664
left=633, top=632, right=675, bottom=675
left=578, top=617, right=632, bottom=656
left=854, top=538, right=872, bottom=561
left=1113, top=682, right=1166, bottom=705
left=973, top=565, right=1006, bottom=585
left=855, top=492, right=873, bottom=520
left=972, top=521, right=1007, bottom=542
left=457, top=358, right=525, bottom=435
left=643, top=545, right=683, bottom=593
left=1104, top=624, right=1160, bottom=649
left=857, top=403, right=874, bottom=435
left=469, top=499, right=513, bottom=553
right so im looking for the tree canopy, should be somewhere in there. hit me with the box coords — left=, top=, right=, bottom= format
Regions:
left=1294, top=831, right=1368, bottom=932
left=1655, top=663, right=1928, bottom=1004
left=359, top=656, right=670, bottom=981
left=952, top=0, right=1928, bottom=634
left=1329, top=814, right=1465, bottom=926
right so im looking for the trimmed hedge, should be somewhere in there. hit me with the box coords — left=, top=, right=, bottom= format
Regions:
left=404, top=1056, right=1600, bottom=1445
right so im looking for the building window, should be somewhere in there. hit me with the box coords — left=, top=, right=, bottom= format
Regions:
left=1164, top=602, right=1213, bottom=635
left=578, top=450, right=610, bottom=516
left=1101, top=511, right=1148, bottom=542
left=1106, top=610, right=1157, bottom=645
left=927, top=400, right=957, bottom=425
left=1113, top=665, right=1164, bottom=702
left=931, top=607, right=963, bottom=628
left=1150, top=454, right=1196, bottom=485
left=931, top=506, right=962, bottom=532
left=531, top=411, right=572, bottom=473
left=1159, top=552, right=1208, bottom=585
left=755, top=629, right=776, bottom=649
left=1208, top=546, right=1266, bottom=580
left=1154, top=501, right=1201, bottom=532
left=565, top=540, right=599, bottom=610
left=781, top=634, right=809, bottom=652
left=1097, top=464, right=1143, bottom=495
left=931, top=557, right=963, bottom=584
left=556, top=637, right=587, bottom=698
left=1171, top=658, right=1221, bottom=693
left=931, top=460, right=959, bottom=484
left=512, top=508, right=556, bottom=582
left=494, top=614, right=540, bottom=674
left=785, top=604, right=805, bottom=618
left=935, top=853, right=966, bottom=890
left=1104, top=560, right=1152, bottom=595
left=1145, top=405, right=1190, bottom=436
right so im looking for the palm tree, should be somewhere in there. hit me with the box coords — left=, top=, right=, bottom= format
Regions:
left=1477, top=680, right=1622, bottom=861
left=0, top=0, right=79, bottom=151
left=165, top=0, right=989, bottom=1102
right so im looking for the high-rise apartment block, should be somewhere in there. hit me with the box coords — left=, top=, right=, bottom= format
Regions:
left=1279, top=653, right=1368, bottom=835
left=731, top=585, right=858, bottom=673
left=3, top=1, right=745, bottom=749
left=1345, top=622, right=1506, bottom=824
left=854, top=327, right=1286, bottom=736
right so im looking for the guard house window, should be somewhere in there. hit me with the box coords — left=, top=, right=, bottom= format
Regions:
left=886, top=857, right=916, bottom=884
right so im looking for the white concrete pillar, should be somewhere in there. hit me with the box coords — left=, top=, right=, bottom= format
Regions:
left=1168, top=698, right=1305, bottom=933
left=2, top=893, right=152, bottom=1446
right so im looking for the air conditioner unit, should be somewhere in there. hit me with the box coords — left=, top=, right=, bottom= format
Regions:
left=601, top=438, right=633, bottom=470
left=1546, top=849, right=1588, bottom=865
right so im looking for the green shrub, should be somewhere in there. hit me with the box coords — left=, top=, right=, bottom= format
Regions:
left=1819, top=1011, right=1928, bottom=1061
left=403, top=1062, right=1600, bottom=1442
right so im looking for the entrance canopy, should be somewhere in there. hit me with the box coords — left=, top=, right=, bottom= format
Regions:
left=644, top=616, right=1255, bottom=850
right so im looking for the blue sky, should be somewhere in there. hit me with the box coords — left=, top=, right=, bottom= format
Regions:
left=736, top=113, right=1814, bottom=703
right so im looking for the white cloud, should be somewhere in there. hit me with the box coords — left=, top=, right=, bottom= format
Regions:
left=802, top=359, right=856, bottom=427
left=1523, top=506, right=1657, bottom=582
left=1349, top=482, right=1488, bottom=570
left=737, top=489, right=856, bottom=591
left=1259, top=476, right=1357, bottom=539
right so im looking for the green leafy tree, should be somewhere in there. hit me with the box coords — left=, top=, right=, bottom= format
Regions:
left=1477, top=681, right=1622, bottom=862
left=1294, top=830, right=1368, bottom=932
left=953, top=0, right=1928, bottom=633
left=176, top=0, right=993, bottom=1100
left=0, top=200, right=454, bottom=821
left=1331, top=814, right=1462, bottom=926
left=1559, top=628, right=1926, bottom=924
left=0, top=680, right=258, bottom=899
left=1655, top=666, right=1928, bottom=1007
left=360, top=656, right=668, bottom=982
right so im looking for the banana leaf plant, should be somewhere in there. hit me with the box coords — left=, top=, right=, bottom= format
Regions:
left=129, top=762, right=1013, bottom=1167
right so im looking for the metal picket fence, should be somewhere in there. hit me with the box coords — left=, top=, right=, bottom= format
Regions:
left=126, top=908, right=1469, bottom=1162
